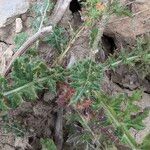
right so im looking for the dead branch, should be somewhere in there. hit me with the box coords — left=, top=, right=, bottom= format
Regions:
left=50, top=0, right=72, bottom=25
left=3, top=26, right=52, bottom=76
left=55, top=107, right=63, bottom=150
left=3, top=0, right=72, bottom=77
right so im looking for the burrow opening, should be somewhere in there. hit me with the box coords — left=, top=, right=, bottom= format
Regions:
left=101, top=34, right=117, bottom=55
left=69, top=0, right=82, bottom=13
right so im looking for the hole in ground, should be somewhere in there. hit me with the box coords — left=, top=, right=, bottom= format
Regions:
left=101, top=34, right=116, bottom=55
left=95, top=34, right=117, bottom=63
left=28, top=136, right=34, bottom=144
left=69, top=0, right=82, bottom=13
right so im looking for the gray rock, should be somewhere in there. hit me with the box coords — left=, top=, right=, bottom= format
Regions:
left=0, top=42, right=8, bottom=53
left=0, top=0, right=29, bottom=28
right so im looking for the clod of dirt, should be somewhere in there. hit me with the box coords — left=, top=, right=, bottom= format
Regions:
left=136, top=93, right=150, bottom=109
left=23, top=102, right=55, bottom=138
left=112, top=65, right=150, bottom=93
left=9, top=102, right=33, bottom=118
left=15, top=136, right=31, bottom=150
left=0, top=128, right=15, bottom=150
left=0, top=24, right=15, bottom=44
left=105, top=0, right=150, bottom=47
left=43, top=91, right=56, bottom=102
left=38, top=41, right=57, bottom=65
left=70, top=28, right=91, bottom=61
left=7, top=100, right=57, bottom=149
left=142, top=80, right=150, bottom=94
left=109, top=65, right=145, bottom=90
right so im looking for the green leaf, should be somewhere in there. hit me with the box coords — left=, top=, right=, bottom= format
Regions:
left=0, top=98, right=8, bottom=112
left=90, top=28, right=99, bottom=47
left=140, top=134, right=150, bottom=150
left=7, top=93, right=23, bottom=108
left=44, top=26, right=68, bottom=53
left=14, top=32, right=28, bottom=50
left=41, top=138, right=57, bottom=150
left=31, top=0, right=54, bottom=31
left=129, top=90, right=142, bottom=101
left=0, top=77, right=7, bottom=91
left=111, top=0, right=132, bottom=17
left=93, top=92, right=148, bottom=149
left=70, top=60, right=104, bottom=104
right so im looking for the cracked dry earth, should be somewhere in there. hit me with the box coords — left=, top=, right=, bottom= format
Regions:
left=0, top=0, right=150, bottom=149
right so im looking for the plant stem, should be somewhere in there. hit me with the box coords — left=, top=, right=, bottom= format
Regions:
left=69, top=60, right=92, bottom=105
left=105, top=54, right=150, bottom=70
left=3, top=76, right=50, bottom=97
left=94, top=92, right=137, bottom=150
left=52, top=25, right=85, bottom=66
left=76, top=110, right=101, bottom=148
left=38, top=0, right=50, bottom=31
left=36, top=0, right=50, bottom=48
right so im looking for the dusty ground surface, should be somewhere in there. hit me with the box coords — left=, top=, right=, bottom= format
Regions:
left=0, top=0, right=150, bottom=149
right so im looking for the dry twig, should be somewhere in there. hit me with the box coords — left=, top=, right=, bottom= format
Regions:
left=55, top=107, right=63, bottom=150
left=3, top=27, right=52, bottom=76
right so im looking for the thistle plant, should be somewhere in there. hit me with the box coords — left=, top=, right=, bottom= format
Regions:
left=0, top=0, right=150, bottom=149
left=1, top=38, right=150, bottom=149
left=31, top=0, right=54, bottom=32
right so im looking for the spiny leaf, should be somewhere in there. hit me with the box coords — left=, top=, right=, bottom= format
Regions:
left=7, top=93, right=23, bottom=108
left=140, top=134, right=150, bottom=150
left=110, top=0, right=132, bottom=17
left=44, top=26, right=68, bottom=53
left=70, top=60, right=104, bottom=104
left=0, top=77, right=7, bottom=91
left=0, top=97, right=8, bottom=112
left=94, top=91, right=149, bottom=149
left=41, top=138, right=57, bottom=150
left=14, top=32, right=28, bottom=50
left=31, top=0, right=54, bottom=32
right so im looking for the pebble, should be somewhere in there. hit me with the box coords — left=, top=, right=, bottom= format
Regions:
left=15, top=18, right=23, bottom=33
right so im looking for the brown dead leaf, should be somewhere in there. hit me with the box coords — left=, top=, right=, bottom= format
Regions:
left=76, top=100, right=92, bottom=110
left=96, top=2, right=106, bottom=12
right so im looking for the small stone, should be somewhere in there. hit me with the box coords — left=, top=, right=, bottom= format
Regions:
left=15, top=18, right=23, bottom=33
